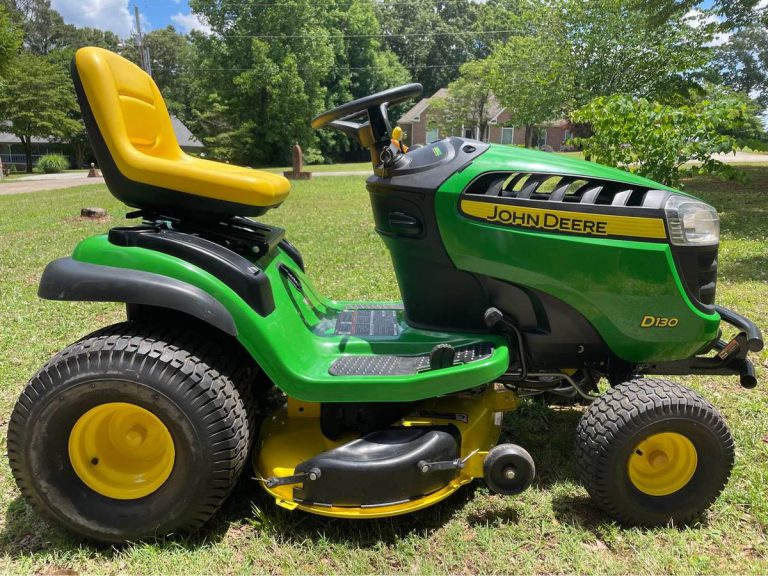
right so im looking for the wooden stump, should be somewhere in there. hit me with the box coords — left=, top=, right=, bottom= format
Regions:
left=80, top=207, right=107, bottom=219
left=283, top=143, right=312, bottom=180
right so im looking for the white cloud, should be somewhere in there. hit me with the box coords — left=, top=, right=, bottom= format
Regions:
left=171, top=12, right=211, bottom=35
left=684, top=8, right=731, bottom=47
left=51, top=0, right=134, bottom=37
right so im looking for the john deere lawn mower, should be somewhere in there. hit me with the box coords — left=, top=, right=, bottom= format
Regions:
left=7, top=48, right=763, bottom=543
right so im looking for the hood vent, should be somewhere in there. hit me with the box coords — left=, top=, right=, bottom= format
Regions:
left=464, top=172, right=670, bottom=210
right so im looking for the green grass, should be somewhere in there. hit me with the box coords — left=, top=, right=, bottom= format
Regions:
left=0, top=169, right=766, bottom=574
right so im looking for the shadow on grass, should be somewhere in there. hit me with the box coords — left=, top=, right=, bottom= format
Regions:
left=0, top=400, right=692, bottom=557
left=719, top=253, right=768, bottom=283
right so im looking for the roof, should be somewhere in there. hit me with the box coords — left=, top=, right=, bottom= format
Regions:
left=0, top=117, right=204, bottom=149
left=397, top=89, right=566, bottom=128
left=397, top=88, right=449, bottom=124
left=0, top=124, right=56, bottom=145
left=171, top=116, right=204, bottom=149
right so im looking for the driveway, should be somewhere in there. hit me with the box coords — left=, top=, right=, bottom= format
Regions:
left=0, top=172, right=104, bottom=196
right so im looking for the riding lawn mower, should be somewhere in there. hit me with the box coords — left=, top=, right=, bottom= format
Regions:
left=7, top=48, right=763, bottom=542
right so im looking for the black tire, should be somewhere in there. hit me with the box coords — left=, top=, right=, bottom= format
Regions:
left=483, top=443, right=536, bottom=495
left=7, top=321, right=258, bottom=543
left=575, top=378, right=734, bottom=527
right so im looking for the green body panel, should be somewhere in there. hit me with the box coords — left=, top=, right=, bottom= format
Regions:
left=435, top=144, right=720, bottom=363
left=72, top=235, right=509, bottom=402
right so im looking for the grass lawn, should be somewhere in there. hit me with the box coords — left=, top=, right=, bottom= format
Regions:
left=0, top=168, right=766, bottom=574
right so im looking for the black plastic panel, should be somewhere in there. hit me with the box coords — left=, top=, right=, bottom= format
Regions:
left=293, top=427, right=459, bottom=507
left=671, top=244, right=718, bottom=312
left=108, top=226, right=275, bottom=316
left=329, top=343, right=493, bottom=376
left=38, top=257, right=238, bottom=335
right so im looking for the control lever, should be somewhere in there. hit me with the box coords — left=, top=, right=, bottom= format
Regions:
left=429, top=344, right=456, bottom=370
left=484, top=307, right=528, bottom=381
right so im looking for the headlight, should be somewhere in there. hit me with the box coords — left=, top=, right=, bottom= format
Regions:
left=664, top=195, right=719, bottom=246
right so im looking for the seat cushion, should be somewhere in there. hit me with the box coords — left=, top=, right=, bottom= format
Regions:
left=73, top=47, right=290, bottom=216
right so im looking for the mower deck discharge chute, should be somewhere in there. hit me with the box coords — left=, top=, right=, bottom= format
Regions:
left=7, top=48, right=763, bottom=542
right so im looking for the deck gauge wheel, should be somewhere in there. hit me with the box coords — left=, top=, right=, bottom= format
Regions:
left=483, top=443, right=536, bottom=495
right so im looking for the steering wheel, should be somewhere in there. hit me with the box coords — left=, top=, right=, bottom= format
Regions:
left=311, top=83, right=423, bottom=130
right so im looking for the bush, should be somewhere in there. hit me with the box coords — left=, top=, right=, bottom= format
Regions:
left=303, top=147, right=325, bottom=165
left=35, top=154, right=70, bottom=174
left=571, top=94, right=754, bottom=187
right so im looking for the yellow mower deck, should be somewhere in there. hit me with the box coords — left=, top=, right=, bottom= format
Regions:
left=255, top=386, right=520, bottom=518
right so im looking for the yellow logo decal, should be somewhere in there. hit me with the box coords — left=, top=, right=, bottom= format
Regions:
left=640, top=315, right=679, bottom=328
left=460, top=199, right=667, bottom=239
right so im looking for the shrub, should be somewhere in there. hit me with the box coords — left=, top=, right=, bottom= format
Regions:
left=571, top=94, right=754, bottom=187
left=303, top=147, right=325, bottom=165
left=35, top=154, right=70, bottom=174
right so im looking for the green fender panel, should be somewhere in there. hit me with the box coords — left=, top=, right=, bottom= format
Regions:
left=72, top=234, right=509, bottom=402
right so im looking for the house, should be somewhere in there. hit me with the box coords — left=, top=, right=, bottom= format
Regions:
left=397, top=89, right=572, bottom=149
left=0, top=116, right=204, bottom=172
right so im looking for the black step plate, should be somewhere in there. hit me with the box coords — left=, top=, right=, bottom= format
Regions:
left=329, top=343, right=493, bottom=376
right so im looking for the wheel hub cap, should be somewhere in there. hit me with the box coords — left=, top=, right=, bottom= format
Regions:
left=68, top=402, right=175, bottom=499
left=628, top=432, right=697, bottom=496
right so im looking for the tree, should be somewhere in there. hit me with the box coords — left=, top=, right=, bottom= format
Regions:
left=376, top=0, right=482, bottom=95
left=0, top=3, right=20, bottom=74
left=641, top=0, right=762, bottom=30
left=185, top=0, right=335, bottom=165
left=712, top=8, right=768, bottom=107
left=426, top=59, right=495, bottom=141
left=561, top=0, right=714, bottom=106
left=187, top=0, right=410, bottom=164
left=447, top=60, right=495, bottom=141
left=488, top=33, right=574, bottom=147
left=571, top=92, right=755, bottom=186
left=0, top=52, right=80, bottom=172
left=120, top=26, right=192, bottom=97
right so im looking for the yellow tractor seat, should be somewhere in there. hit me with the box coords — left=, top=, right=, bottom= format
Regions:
left=72, top=47, right=290, bottom=217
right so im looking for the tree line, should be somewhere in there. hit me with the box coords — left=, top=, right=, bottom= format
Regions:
left=0, top=0, right=766, bottom=183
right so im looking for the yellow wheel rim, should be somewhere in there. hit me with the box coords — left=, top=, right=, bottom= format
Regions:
left=68, top=402, right=175, bottom=499
left=628, top=432, right=697, bottom=496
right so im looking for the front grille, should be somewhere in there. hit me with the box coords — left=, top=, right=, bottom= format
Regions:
left=674, top=246, right=718, bottom=310
left=463, top=172, right=668, bottom=208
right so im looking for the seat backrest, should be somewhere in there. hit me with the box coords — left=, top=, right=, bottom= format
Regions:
left=74, top=47, right=181, bottom=163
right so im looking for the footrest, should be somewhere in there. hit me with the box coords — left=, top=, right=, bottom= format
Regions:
left=329, top=343, right=493, bottom=376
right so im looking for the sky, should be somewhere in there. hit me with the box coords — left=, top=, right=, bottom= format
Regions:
left=50, top=0, right=211, bottom=38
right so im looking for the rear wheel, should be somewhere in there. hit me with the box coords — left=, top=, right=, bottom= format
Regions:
left=7, top=322, right=257, bottom=542
left=574, top=378, right=734, bottom=526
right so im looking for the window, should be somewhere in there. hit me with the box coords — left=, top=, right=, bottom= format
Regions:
left=426, top=127, right=439, bottom=143
left=500, top=127, right=514, bottom=145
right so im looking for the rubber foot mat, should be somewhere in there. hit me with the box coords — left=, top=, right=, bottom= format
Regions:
left=329, top=343, right=493, bottom=376
left=334, top=309, right=400, bottom=337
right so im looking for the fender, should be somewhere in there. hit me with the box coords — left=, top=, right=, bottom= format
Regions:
left=38, top=257, right=238, bottom=336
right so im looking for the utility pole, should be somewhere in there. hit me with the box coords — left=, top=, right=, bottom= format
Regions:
left=133, top=5, right=152, bottom=76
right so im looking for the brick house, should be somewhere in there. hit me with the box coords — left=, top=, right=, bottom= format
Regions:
left=396, top=89, right=572, bottom=149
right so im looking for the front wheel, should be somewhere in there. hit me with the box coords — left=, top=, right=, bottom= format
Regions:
left=574, top=378, right=734, bottom=526
left=7, top=322, right=257, bottom=543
